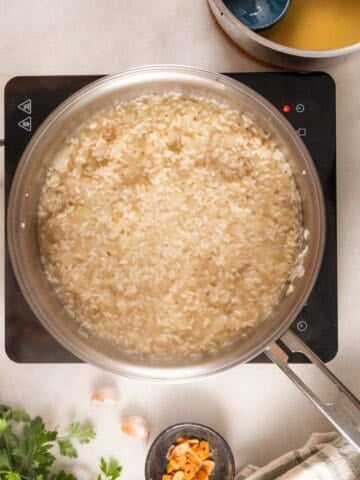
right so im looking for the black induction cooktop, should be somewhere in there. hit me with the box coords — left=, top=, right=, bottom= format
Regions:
left=4, top=72, right=337, bottom=364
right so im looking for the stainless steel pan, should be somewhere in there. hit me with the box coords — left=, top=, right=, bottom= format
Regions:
left=7, top=66, right=360, bottom=449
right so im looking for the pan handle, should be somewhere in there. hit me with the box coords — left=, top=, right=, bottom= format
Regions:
left=265, top=329, right=360, bottom=452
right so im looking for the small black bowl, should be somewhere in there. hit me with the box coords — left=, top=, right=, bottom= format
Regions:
left=145, top=422, right=235, bottom=480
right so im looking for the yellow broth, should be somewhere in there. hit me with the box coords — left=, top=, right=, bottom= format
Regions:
left=261, top=0, right=360, bottom=51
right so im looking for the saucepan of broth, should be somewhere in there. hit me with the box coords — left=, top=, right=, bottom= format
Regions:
left=208, top=0, right=360, bottom=67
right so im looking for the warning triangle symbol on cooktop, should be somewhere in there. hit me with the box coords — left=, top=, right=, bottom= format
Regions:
left=18, top=116, right=32, bottom=132
left=17, top=99, right=32, bottom=114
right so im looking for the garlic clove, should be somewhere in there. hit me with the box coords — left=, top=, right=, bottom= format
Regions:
left=120, top=415, right=149, bottom=441
left=91, top=386, right=120, bottom=405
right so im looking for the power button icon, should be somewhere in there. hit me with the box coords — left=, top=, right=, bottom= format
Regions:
left=296, top=103, right=305, bottom=113
left=296, top=320, right=308, bottom=332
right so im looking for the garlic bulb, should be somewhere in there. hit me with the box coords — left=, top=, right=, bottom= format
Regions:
left=91, top=386, right=120, bottom=405
left=120, top=415, right=149, bottom=441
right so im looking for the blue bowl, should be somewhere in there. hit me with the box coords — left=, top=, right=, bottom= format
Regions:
left=223, top=0, right=292, bottom=31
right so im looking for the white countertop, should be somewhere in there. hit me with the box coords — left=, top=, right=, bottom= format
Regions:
left=1, top=1, right=360, bottom=479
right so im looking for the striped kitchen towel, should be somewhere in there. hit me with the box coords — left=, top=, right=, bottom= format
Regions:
left=236, top=433, right=360, bottom=480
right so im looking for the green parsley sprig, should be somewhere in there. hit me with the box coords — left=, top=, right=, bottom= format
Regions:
left=0, top=404, right=122, bottom=480
left=97, top=458, right=122, bottom=480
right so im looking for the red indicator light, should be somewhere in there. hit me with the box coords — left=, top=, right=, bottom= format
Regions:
left=282, top=104, right=291, bottom=113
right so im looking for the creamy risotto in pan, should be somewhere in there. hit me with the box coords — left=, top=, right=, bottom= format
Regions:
left=38, top=93, right=304, bottom=356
